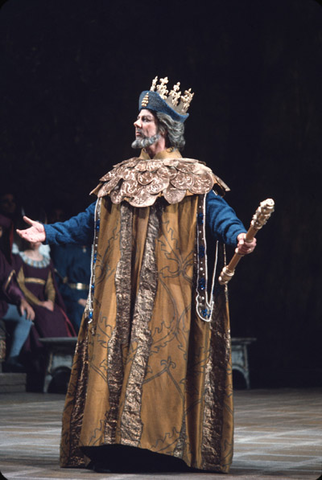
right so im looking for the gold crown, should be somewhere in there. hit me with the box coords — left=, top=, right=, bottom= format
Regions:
left=150, top=76, right=194, bottom=114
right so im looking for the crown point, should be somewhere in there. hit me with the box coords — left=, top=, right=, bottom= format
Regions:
left=179, top=88, right=194, bottom=113
left=150, top=76, right=158, bottom=91
left=145, top=75, right=194, bottom=120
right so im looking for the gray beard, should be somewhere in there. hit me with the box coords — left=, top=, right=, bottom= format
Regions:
left=131, top=133, right=160, bottom=150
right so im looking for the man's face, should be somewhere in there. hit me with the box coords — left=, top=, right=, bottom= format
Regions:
left=0, top=194, right=16, bottom=216
left=133, top=109, right=158, bottom=141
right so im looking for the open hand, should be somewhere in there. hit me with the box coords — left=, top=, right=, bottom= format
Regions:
left=16, top=216, right=46, bottom=243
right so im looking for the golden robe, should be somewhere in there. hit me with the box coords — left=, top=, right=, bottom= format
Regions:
left=60, top=149, right=234, bottom=472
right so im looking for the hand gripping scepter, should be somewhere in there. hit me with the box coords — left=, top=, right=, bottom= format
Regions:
left=218, top=198, right=275, bottom=285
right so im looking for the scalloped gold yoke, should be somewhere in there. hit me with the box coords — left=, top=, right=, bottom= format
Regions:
left=91, top=149, right=229, bottom=207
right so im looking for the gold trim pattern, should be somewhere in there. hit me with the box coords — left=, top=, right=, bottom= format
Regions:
left=104, top=202, right=133, bottom=443
left=4, top=270, right=15, bottom=292
left=24, top=277, right=46, bottom=285
left=118, top=202, right=160, bottom=444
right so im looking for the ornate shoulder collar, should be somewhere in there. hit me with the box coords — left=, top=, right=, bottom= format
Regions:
left=91, top=157, right=229, bottom=207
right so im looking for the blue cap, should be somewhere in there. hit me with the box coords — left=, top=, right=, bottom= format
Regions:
left=138, top=90, right=189, bottom=123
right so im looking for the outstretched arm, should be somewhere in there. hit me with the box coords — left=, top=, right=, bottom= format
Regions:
left=16, top=202, right=96, bottom=246
left=16, top=216, right=46, bottom=243
left=44, top=202, right=96, bottom=245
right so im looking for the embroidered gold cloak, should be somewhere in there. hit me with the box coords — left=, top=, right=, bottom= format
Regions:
left=60, top=149, right=234, bottom=473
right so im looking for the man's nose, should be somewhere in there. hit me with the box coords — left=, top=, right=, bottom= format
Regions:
left=134, top=118, right=141, bottom=128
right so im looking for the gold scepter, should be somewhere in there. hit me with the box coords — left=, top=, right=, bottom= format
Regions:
left=218, top=198, right=275, bottom=285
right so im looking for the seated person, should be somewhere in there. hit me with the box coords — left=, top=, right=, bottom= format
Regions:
left=51, top=243, right=91, bottom=333
left=0, top=248, right=34, bottom=372
left=11, top=237, right=76, bottom=359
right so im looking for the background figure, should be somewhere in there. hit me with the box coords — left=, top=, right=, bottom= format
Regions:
left=11, top=235, right=75, bottom=387
left=0, top=214, right=34, bottom=372
left=47, top=203, right=68, bottom=224
left=0, top=191, right=19, bottom=222
left=0, top=192, right=22, bottom=262
left=0, top=213, right=13, bottom=263
left=51, top=244, right=91, bottom=332
left=0, top=249, right=34, bottom=372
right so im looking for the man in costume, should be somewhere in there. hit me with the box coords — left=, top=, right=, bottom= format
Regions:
left=51, top=243, right=91, bottom=333
left=17, top=76, right=256, bottom=473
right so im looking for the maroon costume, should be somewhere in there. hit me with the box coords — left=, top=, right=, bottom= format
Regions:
left=0, top=250, right=24, bottom=316
left=12, top=253, right=75, bottom=353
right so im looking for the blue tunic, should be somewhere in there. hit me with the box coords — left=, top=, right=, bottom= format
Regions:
left=51, top=244, right=91, bottom=332
left=44, top=191, right=246, bottom=247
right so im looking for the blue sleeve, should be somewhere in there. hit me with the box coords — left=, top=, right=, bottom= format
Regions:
left=44, top=202, right=96, bottom=246
left=206, top=190, right=246, bottom=247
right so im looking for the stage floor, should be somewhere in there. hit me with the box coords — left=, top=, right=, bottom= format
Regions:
left=0, top=388, right=321, bottom=479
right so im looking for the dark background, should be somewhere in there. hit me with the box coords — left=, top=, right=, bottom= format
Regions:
left=1, top=0, right=321, bottom=388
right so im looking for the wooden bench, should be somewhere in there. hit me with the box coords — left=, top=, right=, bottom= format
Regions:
left=40, top=336, right=257, bottom=393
